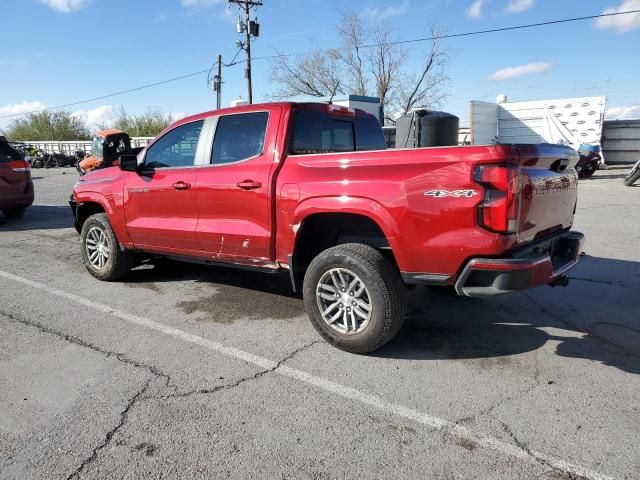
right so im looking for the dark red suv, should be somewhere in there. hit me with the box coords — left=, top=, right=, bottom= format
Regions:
left=0, top=136, right=34, bottom=219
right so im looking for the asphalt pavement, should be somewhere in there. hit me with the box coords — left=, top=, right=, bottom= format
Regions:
left=0, top=167, right=638, bottom=480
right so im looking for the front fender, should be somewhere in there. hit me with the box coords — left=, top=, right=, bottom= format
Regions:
left=73, top=191, right=132, bottom=247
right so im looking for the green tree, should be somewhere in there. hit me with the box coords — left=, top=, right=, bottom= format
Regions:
left=5, top=110, right=90, bottom=141
left=109, top=107, right=176, bottom=137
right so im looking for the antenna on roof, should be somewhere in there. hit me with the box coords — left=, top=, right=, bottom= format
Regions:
left=328, top=81, right=341, bottom=105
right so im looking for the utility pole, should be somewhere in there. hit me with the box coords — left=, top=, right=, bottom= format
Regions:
left=213, top=54, right=222, bottom=109
left=229, top=0, right=262, bottom=104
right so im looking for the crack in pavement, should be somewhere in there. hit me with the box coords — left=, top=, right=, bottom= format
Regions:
left=64, top=338, right=322, bottom=479
left=498, top=421, right=589, bottom=480
left=157, top=340, right=323, bottom=400
left=65, top=378, right=153, bottom=480
left=521, top=293, right=640, bottom=359
left=455, top=380, right=544, bottom=426
left=0, top=308, right=322, bottom=479
left=0, top=309, right=173, bottom=386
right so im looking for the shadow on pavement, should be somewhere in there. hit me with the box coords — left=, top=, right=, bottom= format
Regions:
left=587, top=173, right=627, bottom=180
left=376, top=255, right=640, bottom=375
left=0, top=205, right=73, bottom=231
left=125, top=258, right=300, bottom=299
left=80, top=249, right=640, bottom=374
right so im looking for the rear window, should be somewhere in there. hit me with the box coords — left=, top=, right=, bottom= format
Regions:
left=290, top=110, right=386, bottom=155
left=0, top=142, right=23, bottom=162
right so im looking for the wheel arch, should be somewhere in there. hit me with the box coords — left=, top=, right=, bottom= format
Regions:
left=75, top=200, right=107, bottom=231
left=288, top=201, right=401, bottom=292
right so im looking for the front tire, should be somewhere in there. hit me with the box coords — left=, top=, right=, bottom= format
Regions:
left=80, top=213, right=133, bottom=281
left=303, top=244, right=407, bottom=354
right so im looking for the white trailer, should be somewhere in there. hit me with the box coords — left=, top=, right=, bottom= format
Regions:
left=469, top=96, right=607, bottom=150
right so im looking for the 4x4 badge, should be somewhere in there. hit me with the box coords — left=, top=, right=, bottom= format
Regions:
left=424, top=189, right=478, bottom=198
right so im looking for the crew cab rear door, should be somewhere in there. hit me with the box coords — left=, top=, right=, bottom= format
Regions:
left=123, top=120, right=205, bottom=252
left=193, top=106, right=282, bottom=263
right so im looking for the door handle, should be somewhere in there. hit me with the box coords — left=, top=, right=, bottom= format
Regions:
left=236, top=180, right=262, bottom=190
left=172, top=181, right=191, bottom=190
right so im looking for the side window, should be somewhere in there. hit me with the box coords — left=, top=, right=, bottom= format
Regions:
left=145, top=120, right=203, bottom=169
left=211, top=112, right=269, bottom=165
left=290, top=111, right=355, bottom=155
left=355, top=116, right=387, bottom=151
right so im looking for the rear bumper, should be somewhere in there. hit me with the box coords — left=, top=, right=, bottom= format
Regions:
left=453, top=231, right=585, bottom=296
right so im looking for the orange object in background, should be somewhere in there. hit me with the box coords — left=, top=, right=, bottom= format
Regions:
left=81, top=129, right=134, bottom=173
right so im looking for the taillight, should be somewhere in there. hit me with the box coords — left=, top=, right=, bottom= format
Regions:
left=7, top=159, right=30, bottom=173
left=475, top=164, right=520, bottom=234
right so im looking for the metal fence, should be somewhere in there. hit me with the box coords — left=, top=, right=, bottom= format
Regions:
left=19, top=137, right=154, bottom=155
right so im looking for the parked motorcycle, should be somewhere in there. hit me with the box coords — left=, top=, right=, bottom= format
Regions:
left=576, top=144, right=601, bottom=179
left=29, top=149, right=48, bottom=168
left=624, top=159, right=640, bottom=186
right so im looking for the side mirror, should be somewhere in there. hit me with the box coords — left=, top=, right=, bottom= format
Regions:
left=119, top=154, right=140, bottom=172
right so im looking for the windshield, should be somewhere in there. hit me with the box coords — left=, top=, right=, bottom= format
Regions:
left=0, top=142, right=23, bottom=162
left=91, top=137, right=104, bottom=160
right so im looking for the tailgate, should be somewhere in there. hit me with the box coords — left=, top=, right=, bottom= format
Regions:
left=516, top=144, right=579, bottom=243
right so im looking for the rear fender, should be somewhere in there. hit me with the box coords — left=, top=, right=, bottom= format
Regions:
left=288, top=196, right=403, bottom=264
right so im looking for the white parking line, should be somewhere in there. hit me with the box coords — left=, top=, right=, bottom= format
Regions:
left=0, top=268, right=615, bottom=480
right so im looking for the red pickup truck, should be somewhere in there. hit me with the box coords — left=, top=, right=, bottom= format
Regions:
left=70, top=102, right=584, bottom=353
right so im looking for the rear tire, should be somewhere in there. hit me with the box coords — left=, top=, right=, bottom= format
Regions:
left=303, top=244, right=407, bottom=354
left=624, top=161, right=640, bottom=186
left=80, top=213, right=133, bottom=281
left=2, top=207, right=26, bottom=219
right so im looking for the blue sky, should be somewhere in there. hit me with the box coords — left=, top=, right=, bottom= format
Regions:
left=2, top=0, right=640, bottom=130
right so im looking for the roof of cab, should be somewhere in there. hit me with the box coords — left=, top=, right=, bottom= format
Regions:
left=95, top=129, right=127, bottom=138
left=171, top=101, right=375, bottom=129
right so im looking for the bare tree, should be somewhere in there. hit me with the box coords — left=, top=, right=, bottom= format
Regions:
left=366, top=21, right=407, bottom=117
left=395, top=25, right=450, bottom=115
left=335, top=12, right=368, bottom=96
left=268, top=12, right=450, bottom=123
left=269, top=46, right=344, bottom=99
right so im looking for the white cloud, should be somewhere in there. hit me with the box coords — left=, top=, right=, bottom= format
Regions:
left=363, top=1, right=410, bottom=20
left=40, top=0, right=90, bottom=13
left=0, top=101, right=46, bottom=129
left=0, top=101, right=46, bottom=117
left=505, top=0, right=534, bottom=13
left=466, top=0, right=488, bottom=18
left=596, top=0, right=640, bottom=33
left=488, top=62, right=551, bottom=81
left=71, top=105, right=115, bottom=131
left=181, top=0, right=223, bottom=7
left=605, top=103, right=640, bottom=120
left=170, top=112, right=188, bottom=122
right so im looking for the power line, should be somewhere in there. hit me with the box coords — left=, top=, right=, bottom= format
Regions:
left=2, top=8, right=639, bottom=120
left=251, top=9, right=640, bottom=61
left=0, top=69, right=209, bottom=119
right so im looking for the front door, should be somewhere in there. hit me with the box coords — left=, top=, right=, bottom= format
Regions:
left=124, top=120, right=205, bottom=253
left=194, top=108, right=280, bottom=262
